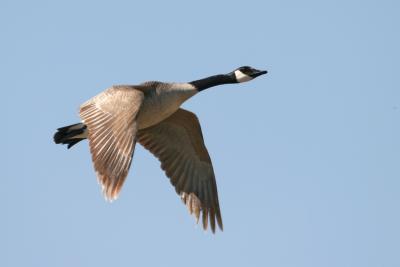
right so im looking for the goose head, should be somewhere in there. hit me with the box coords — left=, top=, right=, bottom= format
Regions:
left=189, top=66, right=268, bottom=92
left=232, top=66, right=268, bottom=83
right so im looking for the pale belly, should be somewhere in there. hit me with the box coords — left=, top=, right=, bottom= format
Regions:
left=136, top=86, right=197, bottom=129
left=136, top=99, right=179, bottom=129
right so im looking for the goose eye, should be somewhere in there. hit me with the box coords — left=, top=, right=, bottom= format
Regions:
left=241, top=67, right=252, bottom=74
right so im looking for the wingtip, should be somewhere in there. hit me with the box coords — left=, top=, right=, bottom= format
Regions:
left=102, top=189, right=120, bottom=202
left=103, top=193, right=118, bottom=203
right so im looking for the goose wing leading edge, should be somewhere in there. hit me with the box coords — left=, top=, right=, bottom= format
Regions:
left=137, top=108, right=223, bottom=232
left=79, top=86, right=144, bottom=200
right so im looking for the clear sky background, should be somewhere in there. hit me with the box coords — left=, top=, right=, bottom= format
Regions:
left=1, top=0, right=399, bottom=266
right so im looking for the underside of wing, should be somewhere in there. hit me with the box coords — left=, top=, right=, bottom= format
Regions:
left=137, top=108, right=223, bottom=232
left=79, top=86, right=144, bottom=200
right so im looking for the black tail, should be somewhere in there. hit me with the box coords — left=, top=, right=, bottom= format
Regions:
left=53, top=123, right=87, bottom=149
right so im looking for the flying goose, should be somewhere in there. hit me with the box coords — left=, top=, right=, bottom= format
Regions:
left=54, top=66, right=267, bottom=232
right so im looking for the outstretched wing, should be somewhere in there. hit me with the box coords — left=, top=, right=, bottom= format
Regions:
left=137, top=108, right=223, bottom=232
left=79, top=86, right=144, bottom=200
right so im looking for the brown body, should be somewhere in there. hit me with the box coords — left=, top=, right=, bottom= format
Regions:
left=54, top=66, right=267, bottom=233
left=78, top=81, right=222, bottom=232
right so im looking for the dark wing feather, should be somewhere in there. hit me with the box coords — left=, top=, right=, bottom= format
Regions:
left=137, top=108, right=223, bottom=232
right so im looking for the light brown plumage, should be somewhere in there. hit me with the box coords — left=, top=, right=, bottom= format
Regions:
left=55, top=66, right=268, bottom=233
left=78, top=86, right=223, bottom=231
left=79, top=86, right=144, bottom=200
left=137, top=108, right=223, bottom=232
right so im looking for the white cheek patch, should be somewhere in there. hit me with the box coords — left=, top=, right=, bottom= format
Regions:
left=234, top=70, right=253, bottom=83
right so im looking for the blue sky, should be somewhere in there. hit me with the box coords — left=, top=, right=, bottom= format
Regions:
left=1, top=0, right=399, bottom=266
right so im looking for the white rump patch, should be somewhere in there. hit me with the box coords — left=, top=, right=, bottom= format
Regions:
left=234, top=70, right=253, bottom=83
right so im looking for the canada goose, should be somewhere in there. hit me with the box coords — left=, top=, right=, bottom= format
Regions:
left=54, top=66, right=267, bottom=232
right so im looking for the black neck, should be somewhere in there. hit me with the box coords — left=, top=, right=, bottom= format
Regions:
left=189, top=73, right=237, bottom=92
